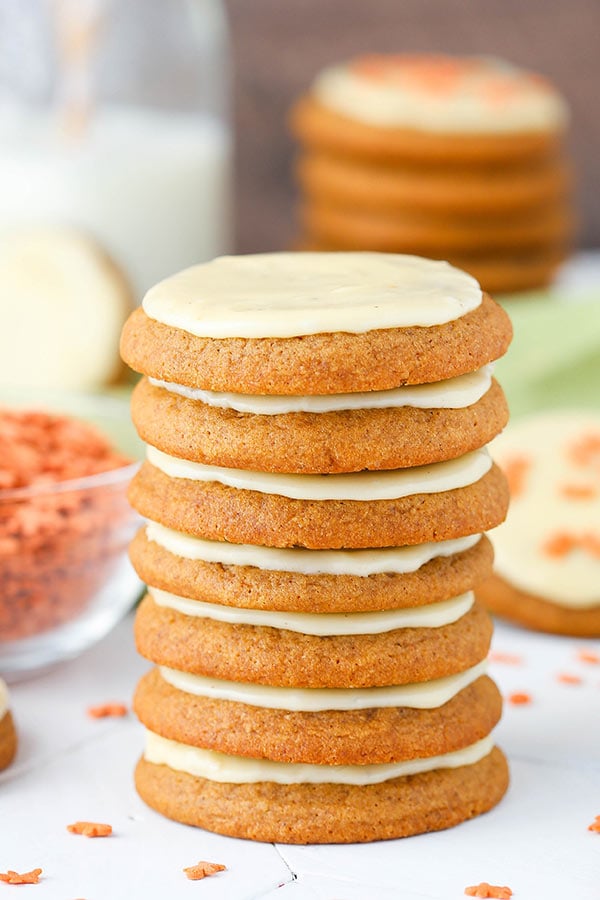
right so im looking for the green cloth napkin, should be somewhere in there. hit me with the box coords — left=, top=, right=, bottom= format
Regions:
left=495, top=288, right=600, bottom=419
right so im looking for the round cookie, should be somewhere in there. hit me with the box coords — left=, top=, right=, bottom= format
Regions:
left=0, top=679, right=17, bottom=771
left=135, top=745, right=509, bottom=844
left=121, top=291, right=512, bottom=395
left=477, top=411, right=600, bottom=636
left=291, top=96, right=562, bottom=166
left=134, top=594, right=493, bottom=688
left=297, top=153, right=572, bottom=217
left=130, top=527, right=494, bottom=613
left=132, top=376, right=509, bottom=474
left=135, top=667, right=502, bottom=765
left=301, top=201, right=573, bottom=256
left=128, top=460, right=509, bottom=550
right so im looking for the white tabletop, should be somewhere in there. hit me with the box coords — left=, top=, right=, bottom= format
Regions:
left=2, top=254, right=600, bottom=900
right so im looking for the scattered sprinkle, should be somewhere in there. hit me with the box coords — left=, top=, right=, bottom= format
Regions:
left=560, top=484, right=597, bottom=500
left=0, top=868, right=42, bottom=885
left=67, top=821, right=113, bottom=838
left=577, top=649, right=600, bottom=665
left=557, top=673, right=582, bottom=685
left=183, top=861, right=227, bottom=881
left=588, top=815, right=600, bottom=833
left=507, top=692, right=531, bottom=706
left=87, top=703, right=128, bottom=719
left=542, top=531, right=600, bottom=559
left=568, top=432, right=600, bottom=469
left=489, top=651, right=523, bottom=665
left=465, top=884, right=512, bottom=899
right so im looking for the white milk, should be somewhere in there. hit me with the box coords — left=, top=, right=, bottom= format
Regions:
left=0, top=105, right=232, bottom=298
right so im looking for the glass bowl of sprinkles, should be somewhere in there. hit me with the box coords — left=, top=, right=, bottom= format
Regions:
left=0, top=390, right=143, bottom=680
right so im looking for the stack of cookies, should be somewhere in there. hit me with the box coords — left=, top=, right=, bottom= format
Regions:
left=121, top=252, right=512, bottom=843
left=291, top=54, right=574, bottom=295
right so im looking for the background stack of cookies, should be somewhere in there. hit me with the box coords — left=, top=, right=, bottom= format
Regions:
left=292, top=54, right=575, bottom=295
left=121, top=252, right=512, bottom=843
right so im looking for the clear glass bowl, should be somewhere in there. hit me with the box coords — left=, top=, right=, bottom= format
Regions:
left=0, top=389, right=143, bottom=680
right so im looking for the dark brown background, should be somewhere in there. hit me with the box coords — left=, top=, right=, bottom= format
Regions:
left=225, top=0, right=599, bottom=254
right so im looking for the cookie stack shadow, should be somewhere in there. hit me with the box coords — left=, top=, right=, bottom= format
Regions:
left=121, top=253, right=513, bottom=843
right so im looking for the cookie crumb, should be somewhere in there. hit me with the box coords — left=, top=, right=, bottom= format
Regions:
left=87, top=703, right=128, bottom=719
left=183, top=861, right=226, bottom=881
left=507, top=692, right=531, bottom=706
left=587, top=815, right=600, bottom=833
left=557, top=673, right=582, bottom=685
left=0, top=868, right=43, bottom=885
left=67, top=821, right=113, bottom=837
left=465, top=883, right=512, bottom=899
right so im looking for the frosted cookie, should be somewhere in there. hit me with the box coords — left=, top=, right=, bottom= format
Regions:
left=129, top=526, right=494, bottom=613
left=120, top=254, right=512, bottom=394
left=134, top=667, right=502, bottom=765
left=0, top=228, right=132, bottom=390
left=134, top=593, right=493, bottom=688
left=131, top=375, right=508, bottom=474
left=128, top=452, right=509, bottom=550
left=0, top=679, right=17, bottom=771
left=134, top=744, right=508, bottom=844
left=477, top=411, right=600, bottom=635
left=291, top=54, right=568, bottom=164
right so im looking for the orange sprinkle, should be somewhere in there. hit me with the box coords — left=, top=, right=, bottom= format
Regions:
left=577, top=649, right=600, bottom=665
left=0, top=868, right=42, bottom=885
left=557, top=673, right=582, bottom=685
left=581, top=533, right=600, bottom=558
left=588, top=815, right=600, bottom=833
left=183, top=862, right=226, bottom=881
left=542, top=531, right=576, bottom=557
left=87, top=703, right=128, bottom=719
left=568, top=432, right=600, bottom=469
left=465, top=883, right=513, bottom=899
left=508, top=692, right=531, bottom=706
left=489, top=651, right=523, bottom=665
left=501, top=455, right=531, bottom=498
left=560, top=483, right=597, bottom=500
left=67, top=821, right=113, bottom=838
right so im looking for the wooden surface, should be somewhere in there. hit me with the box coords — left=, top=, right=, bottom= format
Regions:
left=225, top=0, right=599, bottom=253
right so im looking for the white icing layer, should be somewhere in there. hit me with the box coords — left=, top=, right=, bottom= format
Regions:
left=146, top=521, right=481, bottom=575
left=149, top=586, right=474, bottom=635
left=491, top=411, right=600, bottom=607
left=148, top=365, right=493, bottom=414
left=146, top=445, right=492, bottom=501
left=144, top=731, right=494, bottom=785
left=159, top=659, right=488, bottom=711
left=0, top=678, right=8, bottom=719
left=314, top=55, right=568, bottom=133
left=142, top=252, right=481, bottom=338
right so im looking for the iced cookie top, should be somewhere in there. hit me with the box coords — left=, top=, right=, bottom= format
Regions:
left=491, top=411, right=600, bottom=607
left=312, top=54, right=568, bottom=133
left=142, top=252, right=482, bottom=339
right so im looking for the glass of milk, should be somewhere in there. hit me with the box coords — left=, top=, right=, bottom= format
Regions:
left=0, top=0, right=232, bottom=299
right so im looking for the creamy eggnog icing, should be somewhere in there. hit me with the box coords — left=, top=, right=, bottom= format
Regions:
left=0, top=678, right=8, bottom=719
left=149, top=586, right=474, bottom=635
left=313, top=55, right=568, bottom=133
left=490, top=412, right=600, bottom=607
left=148, top=365, right=493, bottom=415
left=146, top=445, right=491, bottom=501
left=159, top=660, right=487, bottom=711
left=145, top=521, right=481, bottom=575
left=144, top=731, right=494, bottom=785
left=142, top=253, right=481, bottom=338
